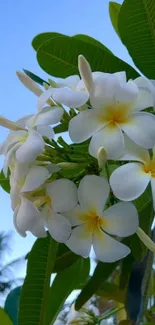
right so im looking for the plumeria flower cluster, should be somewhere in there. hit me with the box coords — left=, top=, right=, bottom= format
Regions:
left=1, top=54, right=155, bottom=263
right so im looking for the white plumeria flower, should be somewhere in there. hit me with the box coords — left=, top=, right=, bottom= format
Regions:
left=14, top=196, right=46, bottom=238
left=69, top=70, right=155, bottom=159
left=64, top=175, right=138, bottom=262
left=134, top=76, right=155, bottom=108
left=110, top=136, right=155, bottom=210
left=34, top=179, right=78, bottom=243
left=0, top=128, right=45, bottom=165
left=66, top=302, right=95, bottom=325
left=38, top=75, right=89, bottom=109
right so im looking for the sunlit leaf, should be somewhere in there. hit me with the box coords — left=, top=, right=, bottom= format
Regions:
left=0, top=170, right=10, bottom=193
left=109, top=1, right=121, bottom=37
left=0, top=307, right=13, bottom=325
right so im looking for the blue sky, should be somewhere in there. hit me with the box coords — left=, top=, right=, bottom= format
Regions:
left=0, top=0, right=132, bottom=273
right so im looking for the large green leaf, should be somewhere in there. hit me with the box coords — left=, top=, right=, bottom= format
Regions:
left=5, top=286, right=21, bottom=325
left=118, top=0, right=155, bottom=78
left=109, top=2, right=121, bottom=37
left=0, top=170, right=10, bottom=193
left=32, top=32, right=63, bottom=51
left=73, top=34, right=112, bottom=53
left=96, top=281, right=125, bottom=303
left=0, top=307, right=13, bottom=325
left=18, top=235, right=58, bottom=325
left=37, top=35, right=138, bottom=79
left=23, top=69, right=49, bottom=86
left=75, top=260, right=119, bottom=310
left=46, top=258, right=90, bottom=325
left=53, top=243, right=80, bottom=273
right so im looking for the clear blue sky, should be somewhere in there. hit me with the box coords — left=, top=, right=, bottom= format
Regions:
left=1, top=0, right=132, bottom=273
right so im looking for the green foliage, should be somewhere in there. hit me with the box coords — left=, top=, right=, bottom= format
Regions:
left=75, top=260, right=119, bottom=310
left=18, top=235, right=58, bottom=325
left=36, top=35, right=138, bottom=79
left=32, top=32, right=63, bottom=51
left=118, top=0, right=155, bottom=78
left=4, top=286, right=21, bottom=325
left=23, top=69, right=49, bottom=86
left=73, top=34, right=113, bottom=53
left=109, top=2, right=121, bottom=37
left=96, top=281, right=125, bottom=303
left=46, top=258, right=90, bottom=324
left=0, top=307, right=13, bottom=325
left=53, top=243, right=80, bottom=273
left=0, top=170, right=10, bottom=193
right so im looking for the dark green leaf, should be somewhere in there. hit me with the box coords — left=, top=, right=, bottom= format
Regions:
left=0, top=307, right=13, bottom=325
left=118, top=0, right=155, bottom=78
left=96, top=281, right=125, bottom=303
left=5, top=286, right=22, bottom=325
left=75, top=260, right=119, bottom=310
left=37, top=35, right=138, bottom=79
left=109, top=2, right=121, bottom=37
left=119, top=254, right=134, bottom=290
left=46, top=258, right=90, bottom=324
left=0, top=170, right=10, bottom=193
left=73, top=34, right=113, bottom=53
left=23, top=69, right=49, bottom=86
left=53, top=243, right=80, bottom=272
left=18, top=234, right=58, bottom=325
left=32, top=32, right=64, bottom=51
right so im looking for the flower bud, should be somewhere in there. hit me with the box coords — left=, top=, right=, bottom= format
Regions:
left=78, top=55, right=93, bottom=93
left=97, top=147, right=107, bottom=169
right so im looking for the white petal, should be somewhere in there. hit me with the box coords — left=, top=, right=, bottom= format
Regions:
left=115, top=80, right=139, bottom=104
left=21, top=166, right=50, bottom=192
left=102, top=202, right=139, bottom=237
left=16, top=72, right=43, bottom=97
left=113, top=71, right=127, bottom=84
left=12, top=161, right=29, bottom=181
left=16, top=129, right=45, bottom=163
left=31, top=219, right=47, bottom=238
left=16, top=115, right=33, bottom=127
left=63, top=204, right=85, bottom=226
left=16, top=197, right=40, bottom=232
left=3, top=143, right=21, bottom=177
left=47, top=211, right=71, bottom=243
left=34, top=106, right=63, bottom=126
left=134, top=76, right=155, bottom=109
left=78, top=175, right=110, bottom=214
left=110, top=162, right=151, bottom=201
left=93, top=226, right=130, bottom=262
left=57, top=75, right=80, bottom=88
left=119, top=135, right=150, bottom=164
left=151, top=177, right=155, bottom=211
left=13, top=205, right=26, bottom=237
left=37, top=87, right=55, bottom=111
left=46, top=179, right=78, bottom=212
left=69, top=109, right=104, bottom=143
left=66, top=223, right=92, bottom=258
left=89, top=123, right=125, bottom=159
left=10, top=177, right=21, bottom=210
left=52, top=87, right=89, bottom=108
left=36, top=125, right=55, bottom=139
left=121, top=112, right=155, bottom=149
left=90, top=75, right=120, bottom=108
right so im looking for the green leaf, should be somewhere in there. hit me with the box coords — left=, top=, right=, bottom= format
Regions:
left=46, top=258, right=90, bottom=324
left=109, top=2, right=121, bottom=37
left=73, top=34, right=113, bottom=53
left=32, top=32, right=64, bottom=51
left=37, top=35, right=138, bottom=79
left=96, top=281, right=125, bottom=303
left=119, top=254, right=134, bottom=291
left=75, top=260, right=119, bottom=310
left=0, top=170, right=10, bottom=193
left=118, top=0, right=155, bottom=78
left=4, top=286, right=21, bottom=325
left=53, top=243, right=80, bottom=272
left=23, top=69, right=49, bottom=86
left=53, top=123, right=68, bottom=134
left=18, top=234, right=58, bottom=325
left=0, top=307, right=13, bottom=325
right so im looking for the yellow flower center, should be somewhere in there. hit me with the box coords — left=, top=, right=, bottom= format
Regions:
left=143, top=159, right=155, bottom=178
left=99, top=103, right=131, bottom=126
left=77, top=207, right=106, bottom=232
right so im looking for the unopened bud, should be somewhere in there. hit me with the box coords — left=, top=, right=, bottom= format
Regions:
left=58, top=162, right=81, bottom=169
left=48, top=78, right=58, bottom=88
left=78, top=55, right=93, bottom=93
left=97, top=147, right=107, bottom=169
left=43, top=82, right=49, bottom=90
left=16, top=71, right=43, bottom=96
left=0, top=116, right=25, bottom=131
left=136, top=227, right=155, bottom=253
